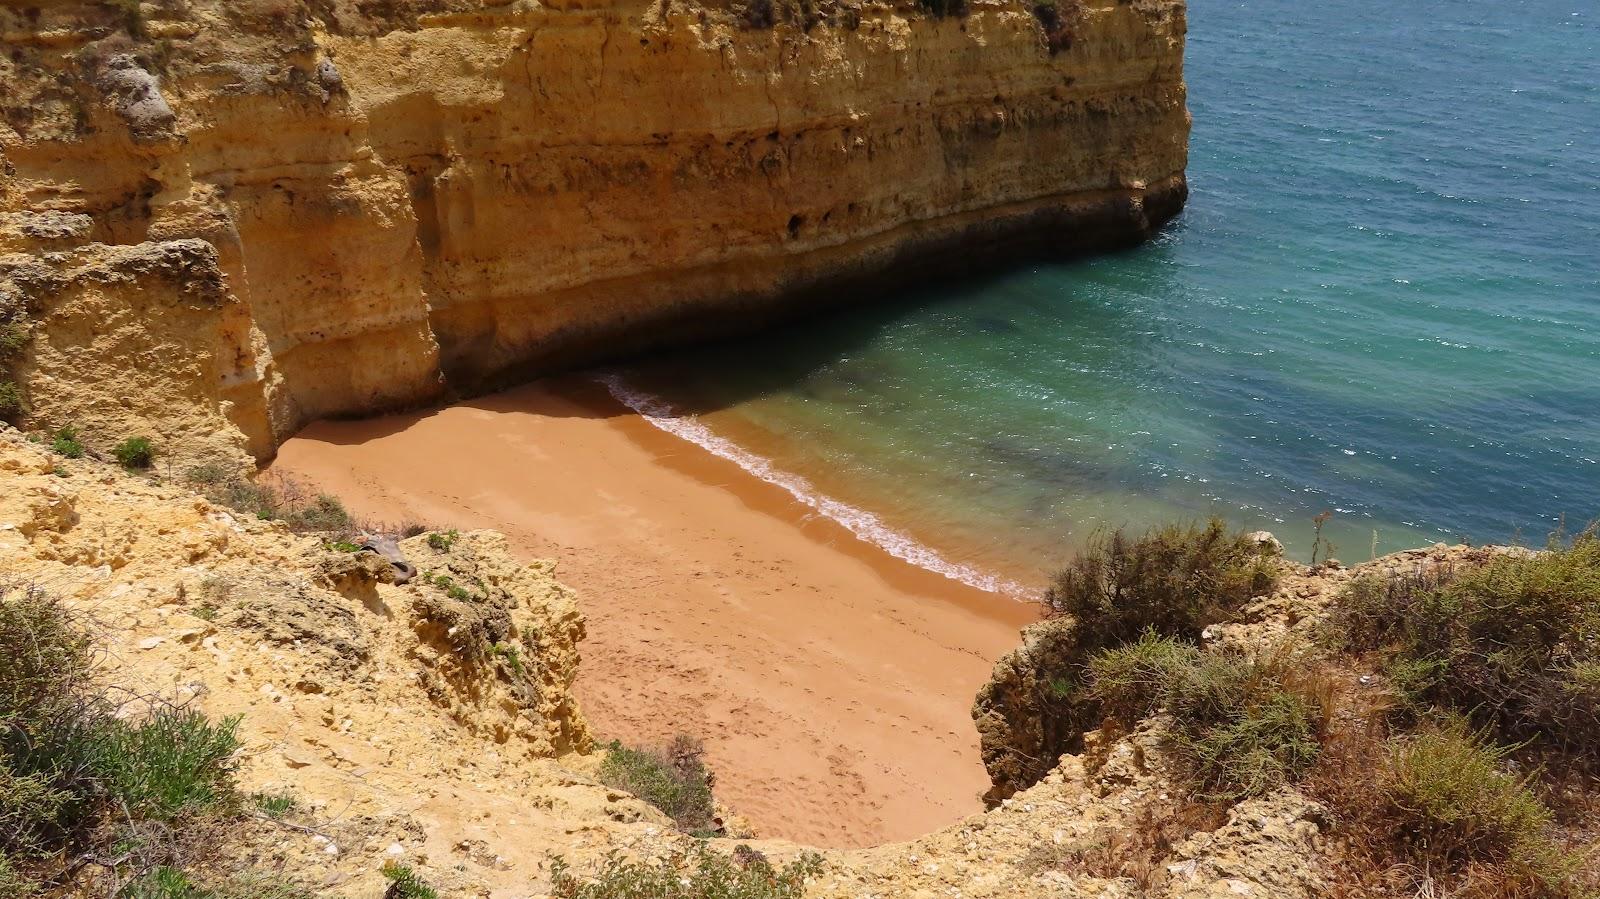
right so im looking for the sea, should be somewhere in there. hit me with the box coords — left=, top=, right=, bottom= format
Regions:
left=601, top=0, right=1600, bottom=597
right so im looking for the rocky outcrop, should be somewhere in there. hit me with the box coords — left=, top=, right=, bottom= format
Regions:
left=0, top=427, right=609, bottom=895
left=1, top=0, right=1187, bottom=460
left=972, top=614, right=1082, bottom=803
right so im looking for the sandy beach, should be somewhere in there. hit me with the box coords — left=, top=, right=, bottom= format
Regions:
left=270, top=378, right=1038, bottom=847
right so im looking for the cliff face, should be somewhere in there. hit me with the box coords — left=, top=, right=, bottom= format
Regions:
left=0, top=428, right=1328, bottom=897
left=1, top=0, right=1187, bottom=461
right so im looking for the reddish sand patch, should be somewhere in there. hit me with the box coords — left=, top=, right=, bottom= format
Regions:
left=270, top=379, right=1037, bottom=847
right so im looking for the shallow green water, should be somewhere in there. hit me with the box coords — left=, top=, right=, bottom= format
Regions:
left=605, top=0, right=1600, bottom=592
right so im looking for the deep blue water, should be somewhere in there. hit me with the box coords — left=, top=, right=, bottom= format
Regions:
left=610, top=0, right=1600, bottom=588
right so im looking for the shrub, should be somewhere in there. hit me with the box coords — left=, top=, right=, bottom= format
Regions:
left=1086, top=630, right=1199, bottom=722
left=549, top=845, right=821, bottom=899
left=123, top=871, right=319, bottom=899
left=1043, top=519, right=1277, bottom=650
left=252, top=791, right=298, bottom=819
left=50, top=426, right=85, bottom=459
left=0, top=321, right=28, bottom=360
left=289, top=493, right=353, bottom=534
left=381, top=861, right=439, bottom=899
left=1165, top=652, right=1330, bottom=800
left=1089, top=641, right=1332, bottom=800
left=0, top=853, right=38, bottom=896
left=0, top=380, right=23, bottom=420
left=183, top=468, right=357, bottom=538
left=598, top=736, right=718, bottom=834
left=95, top=708, right=241, bottom=821
left=125, top=866, right=206, bottom=899
left=0, top=584, right=101, bottom=854
left=1334, top=529, right=1600, bottom=752
left=426, top=529, right=458, bottom=552
left=113, top=436, right=156, bottom=469
left=1, top=583, right=253, bottom=891
left=1023, top=521, right=1280, bottom=749
left=1382, top=723, right=1581, bottom=892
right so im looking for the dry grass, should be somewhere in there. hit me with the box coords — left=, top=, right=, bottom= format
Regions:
left=1020, top=797, right=1229, bottom=889
left=183, top=466, right=432, bottom=541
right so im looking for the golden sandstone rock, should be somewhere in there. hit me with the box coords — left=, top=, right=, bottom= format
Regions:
left=2, top=0, right=1188, bottom=463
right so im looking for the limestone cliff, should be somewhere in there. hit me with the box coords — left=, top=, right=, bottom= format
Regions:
left=1, top=0, right=1187, bottom=462
left=0, top=428, right=1330, bottom=898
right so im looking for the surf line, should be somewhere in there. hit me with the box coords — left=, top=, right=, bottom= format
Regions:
left=596, top=372, right=1034, bottom=601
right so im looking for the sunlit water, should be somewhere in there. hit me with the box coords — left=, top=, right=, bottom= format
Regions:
left=603, top=0, right=1600, bottom=592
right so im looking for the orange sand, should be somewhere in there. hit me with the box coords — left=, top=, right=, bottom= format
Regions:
left=269, top=379, right=1038, bottom=848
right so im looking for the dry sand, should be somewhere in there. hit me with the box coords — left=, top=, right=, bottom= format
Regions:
left=270, top=379, right=1038, bottom=848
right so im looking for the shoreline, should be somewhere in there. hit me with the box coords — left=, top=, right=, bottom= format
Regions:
left=270, top=376, right=1039, bottom=847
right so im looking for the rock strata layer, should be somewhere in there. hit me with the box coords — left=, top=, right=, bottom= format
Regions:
left=2, top=0, right=1187, bottom=461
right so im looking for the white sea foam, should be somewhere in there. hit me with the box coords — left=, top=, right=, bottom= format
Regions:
left=596, top=372, right=1033, bottom=600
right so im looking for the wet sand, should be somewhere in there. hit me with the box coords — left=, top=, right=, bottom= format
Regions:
left=270, top=378, right=1038, bottom=847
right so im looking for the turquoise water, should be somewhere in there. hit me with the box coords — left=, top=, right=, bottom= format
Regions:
left=609, top=0, right=1600, bottom=590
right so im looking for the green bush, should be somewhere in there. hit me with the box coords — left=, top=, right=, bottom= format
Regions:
left=288, top=494, right=353, bottom=534
left=381, top=861, right=439, bottom=899
left=252, top=791, right=298, bottom=819
left=426, top=529, right=458, bottom=552
left=125, top=866, right=207, bottom=899
left=0, top=853, right=38, bottom=896
left=1334, top=529, right=1600, bottom=751
left=0, top=584, right=101, bottom=854
left=598, top=736, right=718, bottom=834
left=550, top=845, right=821, bottom=899
left=0, top=321, right=28, bottom=361
left=96, top=708, right=241, bottom=821
left=183, top=467, right=356, bottom=537
left=1384, top=723, right=1575, bottom=888
left=1020, top=521, right=1280, bottom=752
left=0, top=380, right=23, bottom=420
left=1, top=584, right=251, bottom=890
left=124, top=871, right=317, bottom=899
left=1088, top=641, right=1331, bottom=800
left=1165, top=652, right=1329, bottom=800
left=1043, top=519, right=1278, bottom=652
left=113, top=436, right=156, bottom=469
left=50, top=426, right=85, bottom=459
left=1085, top=630, right=1199, bottom=722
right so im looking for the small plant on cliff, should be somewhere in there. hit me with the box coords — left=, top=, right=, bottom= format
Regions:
left=183, top=466, right=360, bottom=537
left=1035, top=519, right=1279, bottom=733
left=490, top=642, right=524, bottom=675
left=1311, top=717, right=1587, bottom=898
left=1333, top=525, right=1600, bottom=753
left=113, top=435, right=156, bottom=469
left=1088, top=637, right=1333, bottom=799
left=251, top=791, right=299, bottom=819
left=1043, top=518, right=1278, bottom=643
left=0, top=581, right=260, bottom=892
left=549, top=845, right=822, bottom=899
left=598, top=735, right=719, bottom=835
left=1386, top=722, right=1557, bottom=865
left=380, top=861, right=440, bottom=899
left=0, top=321, right=28, bottom=361
left=426, top=529, right=458, bottom=552
left=49, top=427, right=84, bottom=459
left=0, top=381, right=23, bottom=421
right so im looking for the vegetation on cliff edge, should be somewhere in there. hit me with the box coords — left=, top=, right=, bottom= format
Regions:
left=0, top=582, right=311, bottom=897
